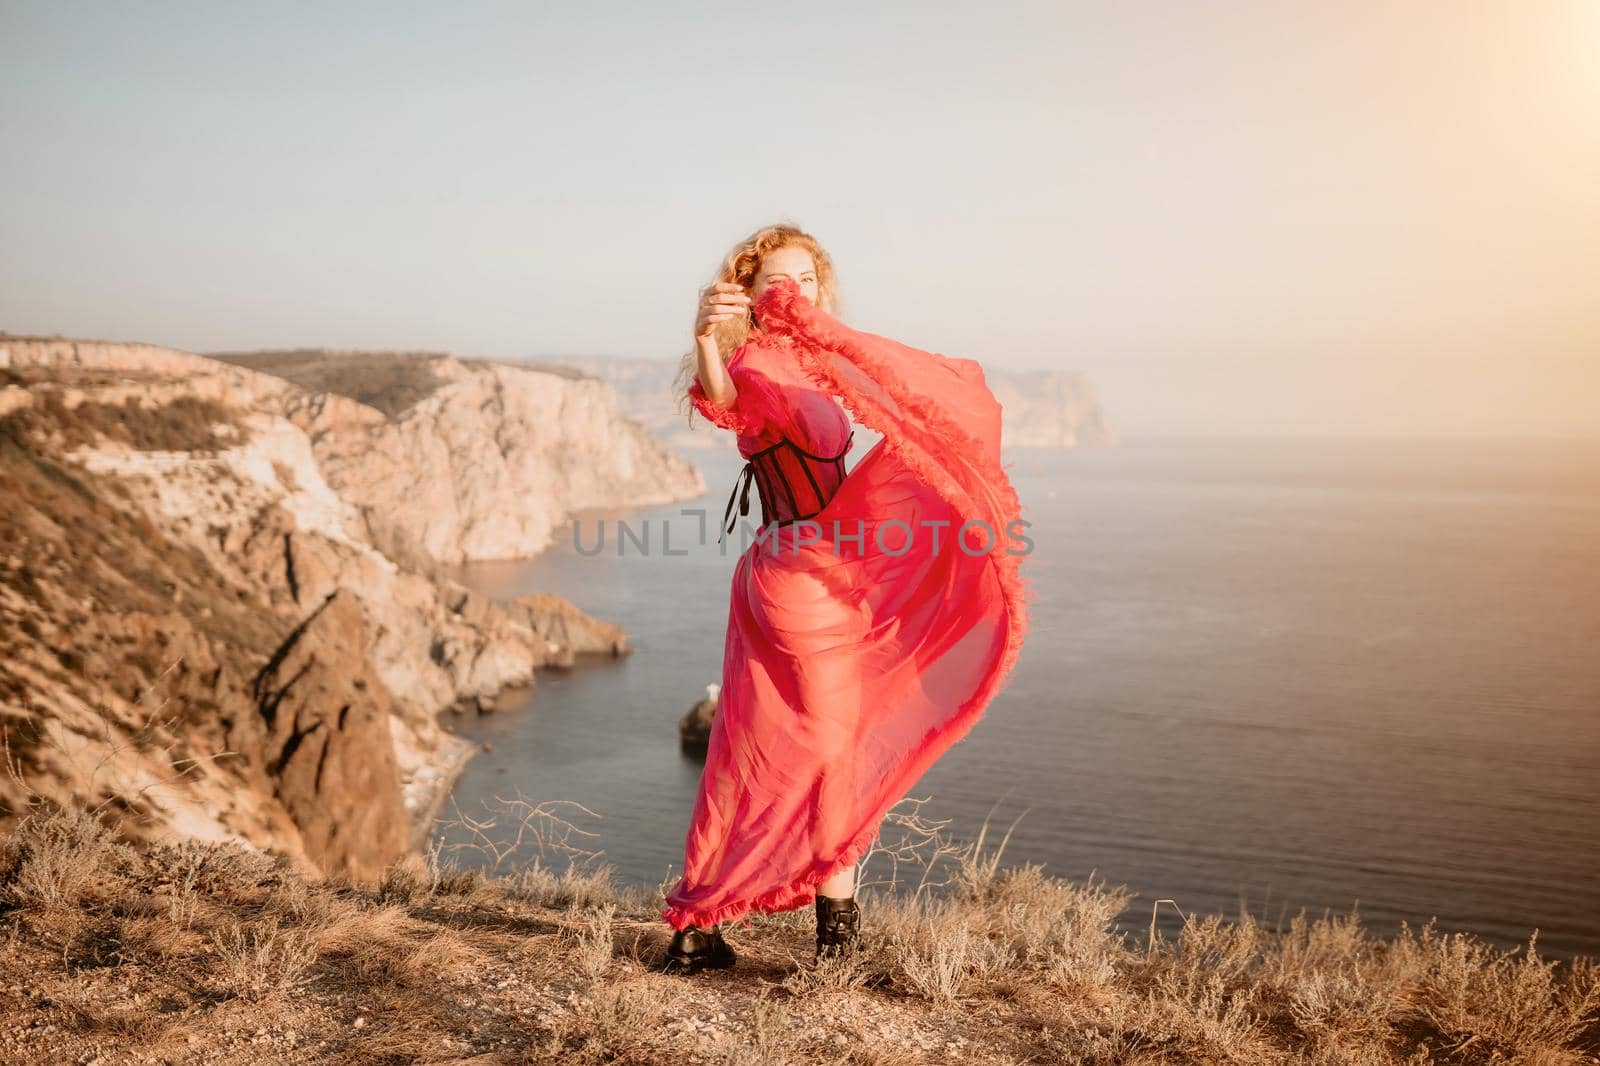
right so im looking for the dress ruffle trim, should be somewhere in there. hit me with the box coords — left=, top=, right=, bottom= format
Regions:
left=687, top=358, right=768, bottom=439
left=661, top=280, right=1033, bottom=933
left=659, top=814, right=885, bottom=931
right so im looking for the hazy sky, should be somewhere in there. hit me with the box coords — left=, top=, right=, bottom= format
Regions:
left=2, top=1, right=1595, bottom=437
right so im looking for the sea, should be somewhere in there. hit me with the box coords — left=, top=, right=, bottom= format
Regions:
left=434, top=432, right=1600, bottom=961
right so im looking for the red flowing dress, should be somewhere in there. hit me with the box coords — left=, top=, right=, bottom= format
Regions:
left=661, top=278, right=1032, bottom=932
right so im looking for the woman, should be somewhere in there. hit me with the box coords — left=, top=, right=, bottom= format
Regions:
left=658, top=223, right=1031, bottom=974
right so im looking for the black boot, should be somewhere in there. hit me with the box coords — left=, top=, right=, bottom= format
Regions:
left=656, top=923, right=737, bottom=975
left=815, top=894, right=861, bottom=961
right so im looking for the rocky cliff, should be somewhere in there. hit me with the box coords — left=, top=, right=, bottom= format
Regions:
left=0, top=335, right=693, bottom=884
left=209, top=348, right=707, bottom=564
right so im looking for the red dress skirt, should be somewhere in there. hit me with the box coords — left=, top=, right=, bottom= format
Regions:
left=661, top=278, right=1032, bottom=931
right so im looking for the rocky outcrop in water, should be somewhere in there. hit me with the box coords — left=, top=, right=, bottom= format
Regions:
left=677, top=685, right=720, bottom=756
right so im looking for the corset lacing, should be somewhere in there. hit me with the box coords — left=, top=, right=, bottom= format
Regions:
left=720, top=430, right=855, bottom=545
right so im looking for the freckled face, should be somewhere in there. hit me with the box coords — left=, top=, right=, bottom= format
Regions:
left=751, top=245, right=820, bottom=306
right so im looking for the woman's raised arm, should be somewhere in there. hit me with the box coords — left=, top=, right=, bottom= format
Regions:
left=692, top=281, right=750, bottom=407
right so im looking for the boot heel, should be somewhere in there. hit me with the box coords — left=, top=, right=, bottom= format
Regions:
left=815, top=894, right=861, bottom=961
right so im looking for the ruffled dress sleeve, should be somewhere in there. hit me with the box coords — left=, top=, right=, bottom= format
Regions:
left=687, top=357, right=772, bottom=439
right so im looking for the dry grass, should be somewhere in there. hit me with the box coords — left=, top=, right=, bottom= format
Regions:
left=2, top=388, right=249, bottom=455
left=0, top=791, right=1595, bottom=1065
left=206, top=349, right=453, bottom=418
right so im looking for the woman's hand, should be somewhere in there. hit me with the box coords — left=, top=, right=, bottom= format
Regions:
left=694, top=281, right=751, bottom=342
left=692, top=282, right=750, bottom=408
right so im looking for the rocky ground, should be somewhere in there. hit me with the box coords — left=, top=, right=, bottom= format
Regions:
left=1, top=797, right=1596, bottom=1066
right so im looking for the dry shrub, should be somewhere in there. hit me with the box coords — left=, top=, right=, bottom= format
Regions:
left=1130, top=968, right=1270, bottom=1063
left=1253, top=907, right=1404, bottom=1053
left=1160, top=910, right=1268, bottom=994
left=869, top=804, right=1132, bottom=1004
left=567, top=901, right=616, bottom=984
left=1286, top=967, right=1399, bottom=1050
left=565, top=981, right=676, bottom=1063
left=142, top=837, right=285, bottom=896
left=1262, top=906, right=1370, bottom=982
left=0, top=799, right=139, bottom=911
left=139, top=836, right=291, bottom=948
left=206, top=914, right=320, bottom=1000
left=710, top=991, right=795, bottom=1066
left=1140, top=911, right=1276, bottom=1059
left=980, top=861, right=1133, bottom=998
left=1393, top=919, right=1600, bottom=1060
left=501, top=858, right=619, bottom=911
left=889, top=900, right=989, bottom=1005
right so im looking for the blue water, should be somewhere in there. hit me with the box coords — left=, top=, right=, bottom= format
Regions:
left=436, top=433, right=1600, bottom=960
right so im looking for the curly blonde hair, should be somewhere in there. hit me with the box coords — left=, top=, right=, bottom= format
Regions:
left=675, top=222, right=841, bottom=424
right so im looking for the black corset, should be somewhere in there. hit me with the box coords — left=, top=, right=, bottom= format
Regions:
left=721, top=430, right=855, bottom=544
